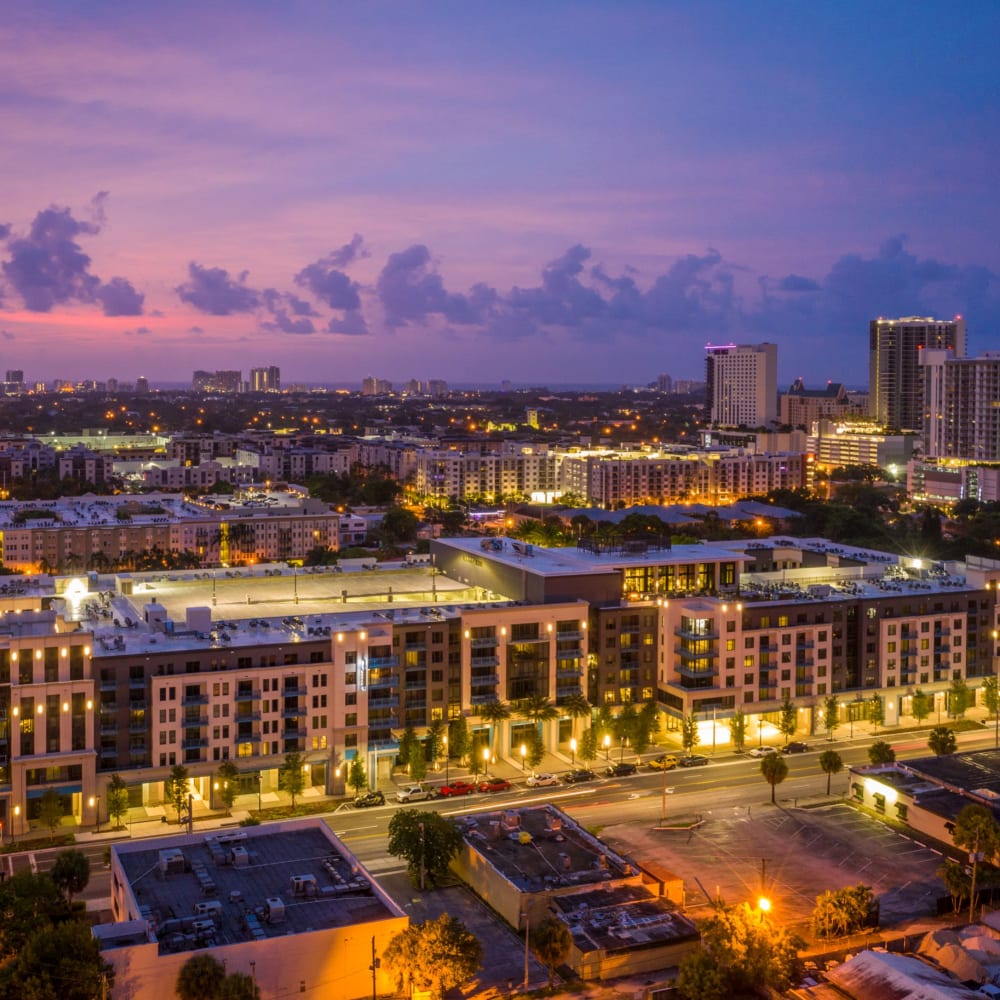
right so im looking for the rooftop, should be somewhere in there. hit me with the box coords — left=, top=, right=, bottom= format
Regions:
left=109, top=821, right=401, bottom=957
left=457, top=805, right=637, bottom=894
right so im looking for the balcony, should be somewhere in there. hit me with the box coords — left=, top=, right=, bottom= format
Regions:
left=557, top=667, right=582, bottom=680
left=235, top=689, right=261, bottom=702
left=100, top=680, right=118, bottom=692
left=368, top=714, right=399, bottom=729
left=369, top=655, right=399, bottom=669
left=470, top=673, right=500, bottom=687
left=282, top=727, right=307, bottom=740
left=129, top=720, right=148, bottom=734
left=182, top=737, right=208, bottom=750
left=795, top=640, right=815, bottom=650
left=404, top=641, right=427, bottom=653
left=235, top=711, right=261, bottom=723
left=183, top=715, right=208, bottom=728
left=281, top=685, right=308, bottom=697
left=234, top=733, right=261, bottom=745
left=556, top=683, right=582, bottom=698
left=470, top=636, right=498, bottom=649
left=405, top=698, right=427, bottom=710
left=128, top=700, right=147, bottom=712
left=471, top=655, right=499, bottom=668
left=369, top=675, right=399, bottom=690
left=796, top=658, right=814, bottom=669
left=100, top=702, right=118, bottom=714
left=368, top=694, right=400, bottom=709
left=676, top=663, right=718, bottom=680
left=129, top=677, right=146, bottom=689
left=471, top=692, right=500, bottom=705
left=181, top=693, right=209, bottom=707
left=674, top=646, right=717, bottom=663
left=100, top=724, right=117, bottom=737
left=556, top=630, right=584, bottom=641
left=674, top=625, right=719, bottom=641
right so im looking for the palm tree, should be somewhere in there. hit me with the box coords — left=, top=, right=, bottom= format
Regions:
left=531, top=916, right=573, bottom=989
left=477, top=698, right=511, bottom=756
left=760, top=753, right=788, bottom=804
left=561, top=693, right=591, bottom=739
left=520, top=694, right=559, bottom=753
left=818, top=749, right=844, bottom=795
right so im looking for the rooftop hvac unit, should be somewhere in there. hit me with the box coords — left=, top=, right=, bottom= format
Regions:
left=230, top=846, right=249, bottom=867
left=158, top=848, right=185, bottom=876
left=264, top=897, right=285, bottom=924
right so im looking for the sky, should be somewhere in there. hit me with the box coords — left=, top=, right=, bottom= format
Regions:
left=1, top=1, right=998, bottom=388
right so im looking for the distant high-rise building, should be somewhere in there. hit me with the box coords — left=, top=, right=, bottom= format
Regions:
left=250, top=366, right=280, bottom=393
left=921, top=348, right=1000, bottom=461
left=192, top=370, right=241, bottom=393
left=705, top=343, right=778, bottom=427
left=135, top=376, right=149, bottom=394
left=869, top=315, right=965, bottom=431
left=361, top=376, right=392, bottom=396
left=656, top=373, right=673, bottom=393
left=5, top=370, right=23, bottom=384
left=106, top=378, right=118, bottom=393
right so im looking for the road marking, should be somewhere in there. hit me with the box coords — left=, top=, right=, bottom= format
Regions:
left=28, top=853, right=37, bottom=874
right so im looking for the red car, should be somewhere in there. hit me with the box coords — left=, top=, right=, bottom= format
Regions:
left=478, top=777, right=513, bottom=793
left=439, top=780, right=478, bottom=797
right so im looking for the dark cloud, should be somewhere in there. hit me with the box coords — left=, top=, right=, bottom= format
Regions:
left=295, top=256, right=362, bottom=311
left=97, top=276, right=144, bottom=316
left=0, top=331, right=14, bottom=341
left=327, top=310, right=368, bottom=335
left=2, top=206, right=101, bottom=311
left=175, top=262, right=260, bottom=315
left=326, top=233, right=369, bottom=269
left=778, top=274, right=820, bottom=292
left=0, top=224, right=10, bottom=240
left=260, top=288, right=318, bottom=334
left=187, top=325, right=204, bottom=334
left=376, top=244, right=493, bottom=326
left=123, top=326, right=151, bottom=337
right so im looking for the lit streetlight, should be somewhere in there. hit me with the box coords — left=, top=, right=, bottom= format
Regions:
left=569, top=737, right=577, bottom=768
left=88, top=795, right=101, bottom=834
left=520, top=743, right=527, bottom=772
left=482, top=746, right=491, bottom=780
left=602, top=733, right=611, bottom=761
left=443, top=734, right=450, bottom=784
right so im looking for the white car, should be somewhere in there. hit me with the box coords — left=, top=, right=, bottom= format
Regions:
left=748, top=746, right=778, bottom=758
left=395, top=784, right=434, bottom=803
left=526, top=772, right=559, bottom=788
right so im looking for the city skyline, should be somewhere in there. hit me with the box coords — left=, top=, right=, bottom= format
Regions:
left=2, top=2, right=998, bottom=385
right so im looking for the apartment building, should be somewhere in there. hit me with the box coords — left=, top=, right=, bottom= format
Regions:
left=705, top=342, right=778, bottom=427
left=921, top=349, right=1000, bottom=462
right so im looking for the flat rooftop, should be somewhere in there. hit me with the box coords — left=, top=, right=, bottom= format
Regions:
left=550, top=884, right=698, bottom=953
left=111, top=822, right=400, bottom=956
left=458, top=805, right=636, bottom=894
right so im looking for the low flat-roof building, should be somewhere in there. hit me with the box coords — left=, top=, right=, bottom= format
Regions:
left=451, top=804, right=698, bottom=981
left=100, top=818, right=407, bottom=1000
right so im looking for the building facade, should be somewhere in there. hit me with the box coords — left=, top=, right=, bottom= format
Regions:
left=705, top=342, right=778, bottom=428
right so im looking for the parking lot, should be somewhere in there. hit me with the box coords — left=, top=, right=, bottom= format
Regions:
left=598, top=802, right=947, bottom=933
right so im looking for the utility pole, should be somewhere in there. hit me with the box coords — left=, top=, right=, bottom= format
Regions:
left=523, top=908, right=530, bottom=990
left=369, top=935, right=379, bottom=1000
left=419, top=821, right=426, bottom=892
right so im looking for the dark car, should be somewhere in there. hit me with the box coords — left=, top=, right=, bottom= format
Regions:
left=679, top=754, right=710, bottom=768
left=782, top=741, right=809, bottom=754
left=353, top=790, right=386, bottom=808
left=605, top=762, right=638, bottom=777
left=478, top=777, right=513, bottom=793
left=563, top=768, right=597, bottom=784
left=439, top=780, right=478, bottom=797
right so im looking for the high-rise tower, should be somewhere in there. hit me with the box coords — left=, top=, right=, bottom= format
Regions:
left=705, top=343, right=778, bottom=427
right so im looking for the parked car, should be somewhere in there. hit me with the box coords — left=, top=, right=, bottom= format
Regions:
left=526, top=772, right=559, bottom=788
left=605, top=762, right=638, bottom=777
left=563, top=768, right=597, bottom=784
left=748, top=746, right=778, bottom=758
left=479, top=777, right=513, bottom=793
left=395, top=784, right=434, bottom=803
left=353, top=790, right=386, bottom=808
left=679, top=754, right=710, bottom=768
left=648, top=754, right=680, bottom=771
left=782, top=741, right=809, bottom=754
left=439, top=780, right=478, bottom=797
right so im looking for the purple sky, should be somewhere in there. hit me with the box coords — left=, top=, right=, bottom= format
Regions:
left=1, top=2, right=998, bottom=387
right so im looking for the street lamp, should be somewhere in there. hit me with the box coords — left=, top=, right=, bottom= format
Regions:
left=89, top=795, right=101, bottom=834
left=520, top=743, right=527, bottom=772
left=256, top=772, right=262, bottom=813
left=757, top=896, right=772, bottom=924
left=569, top=737, right=577, bottom=768
left=603, top=733, right=611, bottom=761
left=443, top=735, right=449, bottom=784
left=482, top=746, right=490, bottom=779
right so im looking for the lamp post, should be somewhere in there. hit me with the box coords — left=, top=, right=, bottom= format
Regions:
left=256, top=772, right=262, bottom=813
left=520, top=743, right=527, bottom=772
left=482, top=746, right=490, bottom=780
left=89, top=795, right=101, bottom=834
left=620, top=737, right=629, bottom=764
left=569, top=737, right=577, bottom=769
left=443, top=735, right=449, bottom=784
left=603, top=733, right=611, bottom=761
left=994, top=630, right=999, bottom=749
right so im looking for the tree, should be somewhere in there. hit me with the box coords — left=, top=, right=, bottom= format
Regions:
left=426, top=717, right=446, bottom=763
left=681, top=713, right=700, bottom=754
left=868, top=740, right=896, bottom=765
left=984, top=676, right=1000, bottom=721
left=406, top=739, right=427, bottom=782
left=823, top=695, right=840, bottom=741
left=478, top=698, right=512, bottom=752
left=0, top=918, right=114, bottom=1000
left=636, top=698, right=660, bottom=754
left=383, top=914, right=483, bottom=1000
left=531, top=916, right=573, bottom=989
left=562, top=693, right=592, bottom=739
left=680, top=902, right=803, bottom=997
left=177, top=954, right=227, bottom=1000
left=215, top=760, right=240, bottom=816
left=614, top=702, right=639, bottom=748
left=106, top=773, right=129, bottom=829
left=729, top=709, right=747, bottom=752
left=868, top=694, right=885, bottom=736
left=398, top=725, right=418, bottom=769
left=38, top=788, right=64, bottom=838
left=912, top=688, right=931, bottom=724
left=220, top=972, right=260, bottom=1000
left=50, top=850, right=90, bottom=907
left=448, top=715, right=471, bottom=764
left=0, top=871, right=67, bottom=960
left=526, top=726, right=545, bottom=769
left=279, top=750, right=305, bottom=809
left=520, top=694, right=559, bottom=730
left=377, top=505, right=419, bottom=545
left=950, top=677, right=970, bottom=719
left=347, top=756, right=368, bottom=796
left=811, top=884, right=877, bottom=938
left=778, top=696, right=796, bottom=744
left=676, top=949, right=729, bottom=1000
left=387, top=810, right=464, bottom=887
left=580, top=726, right=598, bottom=763
left=165, top=764, right=190, bottom=823
left=938, top=859, right=972, bottom=915
left=952, top=804, right=1000, bottom=922
left=928, top=725, right=957, bottom=756
left=818, top=749, right=843, bottom=795
left=760, top=753, right=788, bottom=804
